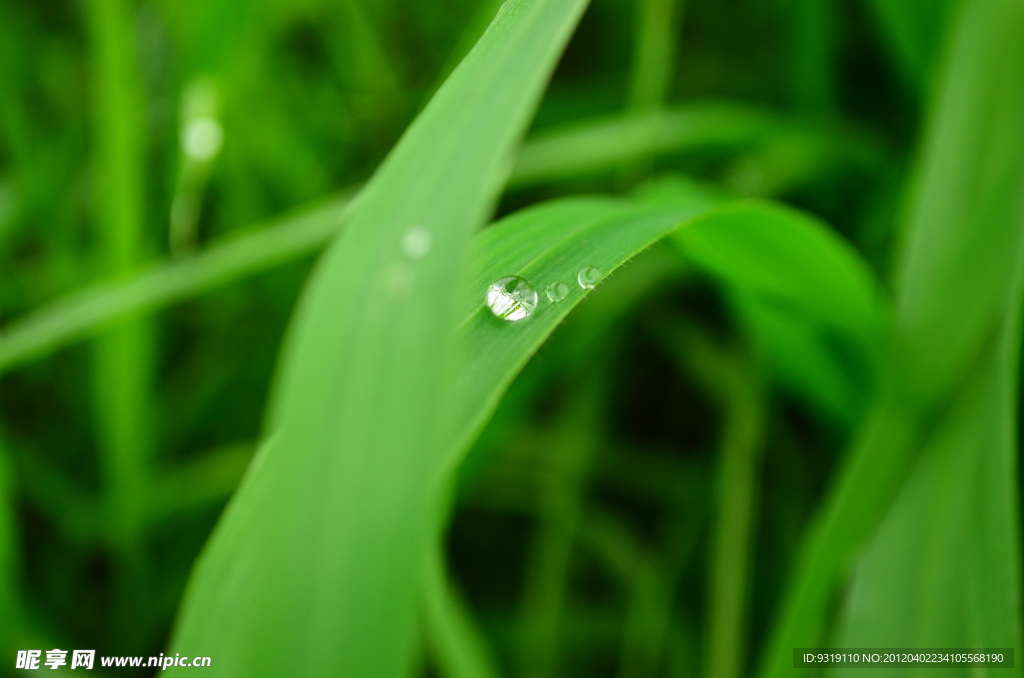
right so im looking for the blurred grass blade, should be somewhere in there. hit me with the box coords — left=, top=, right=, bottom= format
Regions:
left=627, top=0, right=679, bottom=110
left=671, top=201, right=885, bottom=349
left=86, top=0, right=154, bottom=647
left=731, top=296, right=866, bottom=424
left=836, top=304, right=1024, bottom=651
left=865, top=0, right=953, bottom=96
left=0, top=433, right=29, bottom=660
left=761, top=0, right=1024, bottom=673
left=836, top=0, right=1024, bottom=655
left=167, top=1, right=591, bottom=675
left=792, top=0, right=838, bottom=116
left=423, top=546, right=503, bottom=678
left=668, top=200, right=888, bottom=424
left=508, top=104, right=774, bottom=188
left=0, top=193, right=355, bottom=374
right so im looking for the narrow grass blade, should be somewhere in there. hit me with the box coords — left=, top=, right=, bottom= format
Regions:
left=168, top=2, right=591, bottom=676
left=792, top=0, right=839, bottom=116
left=86, top=0, right=154, bottom=648
left=508, top=104, right=775, bottom=188
left=0, top=193, right=354, bottom=373
left=0, top=433, right=30, bottom=660
left=627, top=0, right=680, bottom=110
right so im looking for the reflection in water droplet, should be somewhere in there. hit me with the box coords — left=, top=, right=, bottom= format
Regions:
left=545, top=281, right=570, bottom=302
left=486, top=276, right=538, bottom=321
left=401, top=228, right=432, bottom=259
left=577, top=266, right=602, bottom=289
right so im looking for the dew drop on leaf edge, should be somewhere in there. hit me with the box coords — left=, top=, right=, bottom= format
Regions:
left=577, top=266, right=602, bottom=289
left=545, top=281, right=570, bottom=302
left=486, top=276, right=538, bottom=321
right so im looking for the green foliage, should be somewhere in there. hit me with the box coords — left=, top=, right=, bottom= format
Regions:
left=169, top=1, right=591, bottom=675
left=0, top=0, right=1022, bottom=677
left=761, top=0, right=1024, bottom=673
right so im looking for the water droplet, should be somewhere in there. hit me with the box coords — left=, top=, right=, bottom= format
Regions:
left=545, top=281, right=570, bottom=302
left=486, top=276, right=538, bottom=322
left=182, top=117, right=223, bottom=162
left=386, top=264, right=413, bottom=297
left=577, top=266, right=602, bottom=290
left=401, top=227, right=432, bottom=259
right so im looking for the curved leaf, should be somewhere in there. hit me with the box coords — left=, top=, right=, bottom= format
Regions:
left=167, top=1, right=591, bottom=675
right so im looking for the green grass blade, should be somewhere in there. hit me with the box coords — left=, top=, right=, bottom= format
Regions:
left=86, top=0, right=154, bottom=647
left=0, top=432, right=29, bottom=660
left=627, top=0, right=680, bottom=110
left=446, top=189, right=718, bottom=459
left=760, top=0, right=1024, bottom=672
left=792, top=0, right=839, bottom=116
left=864, top=0, right=952, bottom=96
left=423, top=546, right=504, bottom=678
left=669, top=201, right=888, bottom=424
left=167, top=2, right=591, bottom=675
left=440, top=189, right=886, bottom=676
left=672, top=201, right=885, bottom=349
left=508, top=104, right=774, bottom=188
left=836, top=307, right=1024, bottom=659
left=0, top=193, right=355, bottom=373
left=731, top=296, right=867, bottom=424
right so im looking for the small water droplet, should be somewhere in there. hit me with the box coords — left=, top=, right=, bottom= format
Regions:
left=486, top=276, right=538, bottom=322
left=182, top=117, right=223, bottom=162
left=577, top=266, right=602, bottom=289
left=401, top=228, right=432, bottom=259
left=545, top=281, right=570, bottom=302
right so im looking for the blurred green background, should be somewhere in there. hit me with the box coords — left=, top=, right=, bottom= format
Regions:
left=0, top=0, right=1019, bottom=676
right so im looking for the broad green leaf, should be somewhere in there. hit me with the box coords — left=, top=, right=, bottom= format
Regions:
left=167, top=1, right=591, bottom=676
left=761, top=0, right=1024, bottom=673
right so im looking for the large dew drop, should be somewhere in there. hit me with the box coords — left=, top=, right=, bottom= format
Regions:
left=577, top=266, right=602, bottom=289
left=486, top=276, right=538, bottom=321
left=545, top=281, right=570, bottom=302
